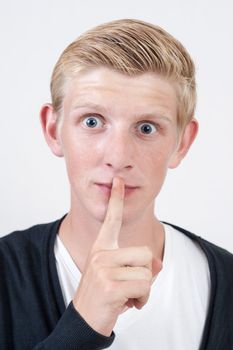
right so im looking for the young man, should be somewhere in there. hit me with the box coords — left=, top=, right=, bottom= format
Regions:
left=1, top=19, right=233, bottom=350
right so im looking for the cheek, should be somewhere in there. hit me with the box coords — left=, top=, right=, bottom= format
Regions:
left=142, top=147, right=171, bottom=175
left=60, top=134, right=98, bottom=182
left=140, top=145, right=175, bottom=197
left=66, top=147, right=97, bottom=180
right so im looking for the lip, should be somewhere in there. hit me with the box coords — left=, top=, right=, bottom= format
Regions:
left=95, top=183, right=139, bottom=196
left=96, top=183, right=139, bottom=189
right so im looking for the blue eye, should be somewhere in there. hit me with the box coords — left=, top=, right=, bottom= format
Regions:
left=138, top=122, right=157, bottom=135
left=83, top=116, right=102, bottom=128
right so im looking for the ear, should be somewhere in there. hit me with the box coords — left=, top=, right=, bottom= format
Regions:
left=168, top=118, right=199, bottom=169
left=40, top=103, right=64, bottom=157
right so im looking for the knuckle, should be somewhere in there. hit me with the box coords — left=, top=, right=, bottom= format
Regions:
left=90, top=250, right=105, bottom=265
left=132, top=267, right=152, bottom=281
left=106, top=214, right=121, bottom=227
left=143, top=246, right=153, bottom=260
left=144, top=268, right=153, bottom=281
left=103, top=280, right=117, bottom=298
left=98, top=267, right=110, bottom=282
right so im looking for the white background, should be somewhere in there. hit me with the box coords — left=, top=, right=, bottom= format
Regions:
left=0, top=0, right=232, bottom=252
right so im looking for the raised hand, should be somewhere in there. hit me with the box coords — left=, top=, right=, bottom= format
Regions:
left=73, top=177, right=162, bottom=336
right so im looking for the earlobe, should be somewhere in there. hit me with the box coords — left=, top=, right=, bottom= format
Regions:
left=40, top=103, right=64, bottom=157
left=168, top=118, right=199, bottom=169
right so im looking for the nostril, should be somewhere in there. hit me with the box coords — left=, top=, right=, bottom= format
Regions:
left=105, top=163, right=132, bottom=170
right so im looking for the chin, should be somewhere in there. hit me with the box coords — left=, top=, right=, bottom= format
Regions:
left=88, top=201, right=109, bottom=223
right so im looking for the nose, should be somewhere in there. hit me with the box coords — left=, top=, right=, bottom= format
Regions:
left=103, top=130, right=134, bottom=172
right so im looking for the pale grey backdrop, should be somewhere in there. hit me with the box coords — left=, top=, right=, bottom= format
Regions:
left=0, top=0, right=232, bottom=252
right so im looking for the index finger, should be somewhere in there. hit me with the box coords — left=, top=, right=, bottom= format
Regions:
left=91, top=176, right=125, bottom=252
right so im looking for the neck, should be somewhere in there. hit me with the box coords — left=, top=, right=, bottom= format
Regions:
left=58, top=203, right=165, bottom=273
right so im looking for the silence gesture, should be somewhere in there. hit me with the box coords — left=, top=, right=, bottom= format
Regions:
left=73, top=177, right=162, bottom=336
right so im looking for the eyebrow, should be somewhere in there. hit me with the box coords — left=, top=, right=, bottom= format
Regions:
left=72, top=101, right=106, bottom=111
left=135, top=113, right=172, bottom=124
left=71, top=101, right=173, bottom=124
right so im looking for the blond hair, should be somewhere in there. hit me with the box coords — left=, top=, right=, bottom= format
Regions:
left=51, top=18, right=196, bottom=130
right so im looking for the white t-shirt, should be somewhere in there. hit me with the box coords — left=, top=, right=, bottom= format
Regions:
left=54, top=224, right=210, bottom=350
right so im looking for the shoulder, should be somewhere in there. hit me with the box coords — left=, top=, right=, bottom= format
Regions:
left=0, top=216, right=65, bottom=261
left=163, top=222, right=233, bottom=270
left=164, top=223, right=233, bottom=346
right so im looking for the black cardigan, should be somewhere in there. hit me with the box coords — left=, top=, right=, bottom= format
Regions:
left=0, top=216, right=233, bottom=349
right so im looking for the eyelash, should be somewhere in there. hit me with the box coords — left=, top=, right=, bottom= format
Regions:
left=82, top=115, right=104, bottom=128
left=81, top=115, right=159, bottom=135
left=136, top=120, right=158, bottom=135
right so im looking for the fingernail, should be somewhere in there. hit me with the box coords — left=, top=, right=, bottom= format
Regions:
left=113, top=176, right=123, bottom=188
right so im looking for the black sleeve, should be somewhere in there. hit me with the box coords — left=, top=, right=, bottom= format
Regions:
left=33, top=302, right=115, bottom=350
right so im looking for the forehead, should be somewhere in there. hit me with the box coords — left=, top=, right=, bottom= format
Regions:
left=63, top=67, right=178, bottom=117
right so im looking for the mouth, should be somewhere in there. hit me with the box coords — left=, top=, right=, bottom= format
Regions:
left=95, top=182, right=139, bottom=196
